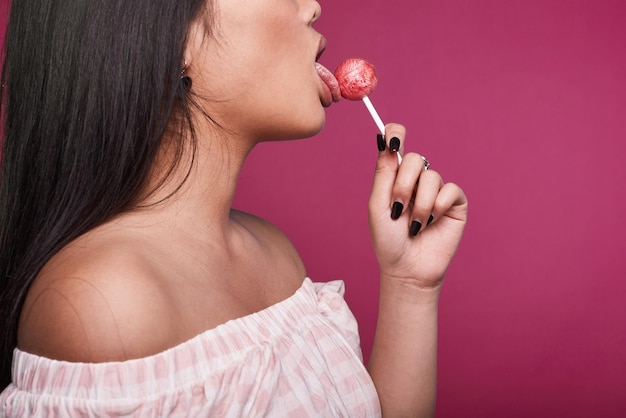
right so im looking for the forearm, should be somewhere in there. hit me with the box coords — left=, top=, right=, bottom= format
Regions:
left=367, top=277, right=441, bottom=418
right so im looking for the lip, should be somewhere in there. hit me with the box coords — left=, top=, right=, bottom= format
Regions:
left=316, top=36, right=327, bottom=62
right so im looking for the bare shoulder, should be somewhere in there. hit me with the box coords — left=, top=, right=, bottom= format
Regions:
left=18, top=232, right=177, bottom=363
left=231, top=210, right=306, bottom=279
left=18, top=213, right=308, bottom=363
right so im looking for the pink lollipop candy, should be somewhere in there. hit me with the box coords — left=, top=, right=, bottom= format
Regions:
left=334, top=58, right=378, bottom=100
left=334, top=58, right=386, bottom=136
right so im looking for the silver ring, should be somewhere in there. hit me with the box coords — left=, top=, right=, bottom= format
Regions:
left=421, top=156, right=430, bottom=170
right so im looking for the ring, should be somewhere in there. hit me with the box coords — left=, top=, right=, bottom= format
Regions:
left=421, top=156, right=430, bottom=170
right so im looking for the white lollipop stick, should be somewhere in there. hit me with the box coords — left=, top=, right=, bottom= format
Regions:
left=362, top=96, right=385, bottom=134
left=362, top=96, right=402, bottom=163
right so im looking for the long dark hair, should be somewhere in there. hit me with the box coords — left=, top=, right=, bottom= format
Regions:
left=0, top=0, right=210, bottom=388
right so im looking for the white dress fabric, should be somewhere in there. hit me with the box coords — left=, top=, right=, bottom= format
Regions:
left=1, top=278, right=381, bottom=417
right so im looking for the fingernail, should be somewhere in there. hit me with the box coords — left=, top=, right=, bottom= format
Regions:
left=410, top=220, right=422, bottom=236
left=377, top=134, right=386, bottom=152
left=427, top=214, right=434, bottom=225
left=391, top=201, right=404, bottom=220
left=389, top=137, right=400, bottom=152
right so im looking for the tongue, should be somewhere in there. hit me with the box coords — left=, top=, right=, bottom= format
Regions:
left=315, top=62, right=341, bottom=102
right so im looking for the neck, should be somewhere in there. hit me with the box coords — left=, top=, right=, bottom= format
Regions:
left=136, top=121, right=254, bottom=242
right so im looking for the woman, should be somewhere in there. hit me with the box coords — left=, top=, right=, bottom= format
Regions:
left=0, top=0, right=467, bottom=416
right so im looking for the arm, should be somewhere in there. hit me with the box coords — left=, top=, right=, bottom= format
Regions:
left=366, top=123, right=468, bottom=417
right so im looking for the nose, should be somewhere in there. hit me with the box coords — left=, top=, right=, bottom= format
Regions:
left=308, top=0, right=322, bottom=25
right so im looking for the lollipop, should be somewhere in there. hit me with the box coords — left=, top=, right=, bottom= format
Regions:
left=334, top=58, right=377, bottom=100
left=334, top=58, right=385, bottom=135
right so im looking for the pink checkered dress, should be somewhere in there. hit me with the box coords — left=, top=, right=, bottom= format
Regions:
left=1, top=278, right=381, bottom=417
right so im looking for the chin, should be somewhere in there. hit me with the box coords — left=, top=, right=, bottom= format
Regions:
left=302, top=114, right=326, bottom=138
left=296, top=114, right=326, bottom=140
left=261, top=124, right=324, bottom=142
left=268, top=111, right=326, bottom=141
left=255, top=97, right=328, bottom=141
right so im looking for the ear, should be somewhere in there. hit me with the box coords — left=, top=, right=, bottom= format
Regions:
left=182, top=20, right=206, bottom=73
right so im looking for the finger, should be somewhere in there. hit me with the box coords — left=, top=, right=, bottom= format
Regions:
left=409, top=169, right=443, bottom=235
left=369, top=123, right=406, bottom=215
left=388, top=152, right=429, bottom=220
left=431, top=182, right=468, bottom=222
left=385, top=123, right=405, bottom=156
left=381, top=123, right=406, bottom=157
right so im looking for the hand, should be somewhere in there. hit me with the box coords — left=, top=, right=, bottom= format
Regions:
left=369, top=123, right=468, bottom=289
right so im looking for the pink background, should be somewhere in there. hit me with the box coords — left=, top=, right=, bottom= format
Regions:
left=2, top=0, right=626, bottom=416
left=236, top=1, right=626, bottom=416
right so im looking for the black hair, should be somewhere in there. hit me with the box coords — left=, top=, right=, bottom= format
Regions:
left=0, top=0, right=210, bottom=389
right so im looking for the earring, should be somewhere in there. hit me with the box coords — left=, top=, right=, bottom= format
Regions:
left=180, top=65, right=192, bottom=92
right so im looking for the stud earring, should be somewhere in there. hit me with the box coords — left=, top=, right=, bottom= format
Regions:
left=180, top=64, right=192, bottom=92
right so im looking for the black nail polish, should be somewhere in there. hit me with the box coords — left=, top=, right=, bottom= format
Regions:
left=410, top=220, right=422, bottom=236
left=377, top=134, right=386, bottom=152
left=390, top=137, right=400, bottom=152
left=427, top=214, right=434, bottom=225
left=391, top=201, right=403, bottom=220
